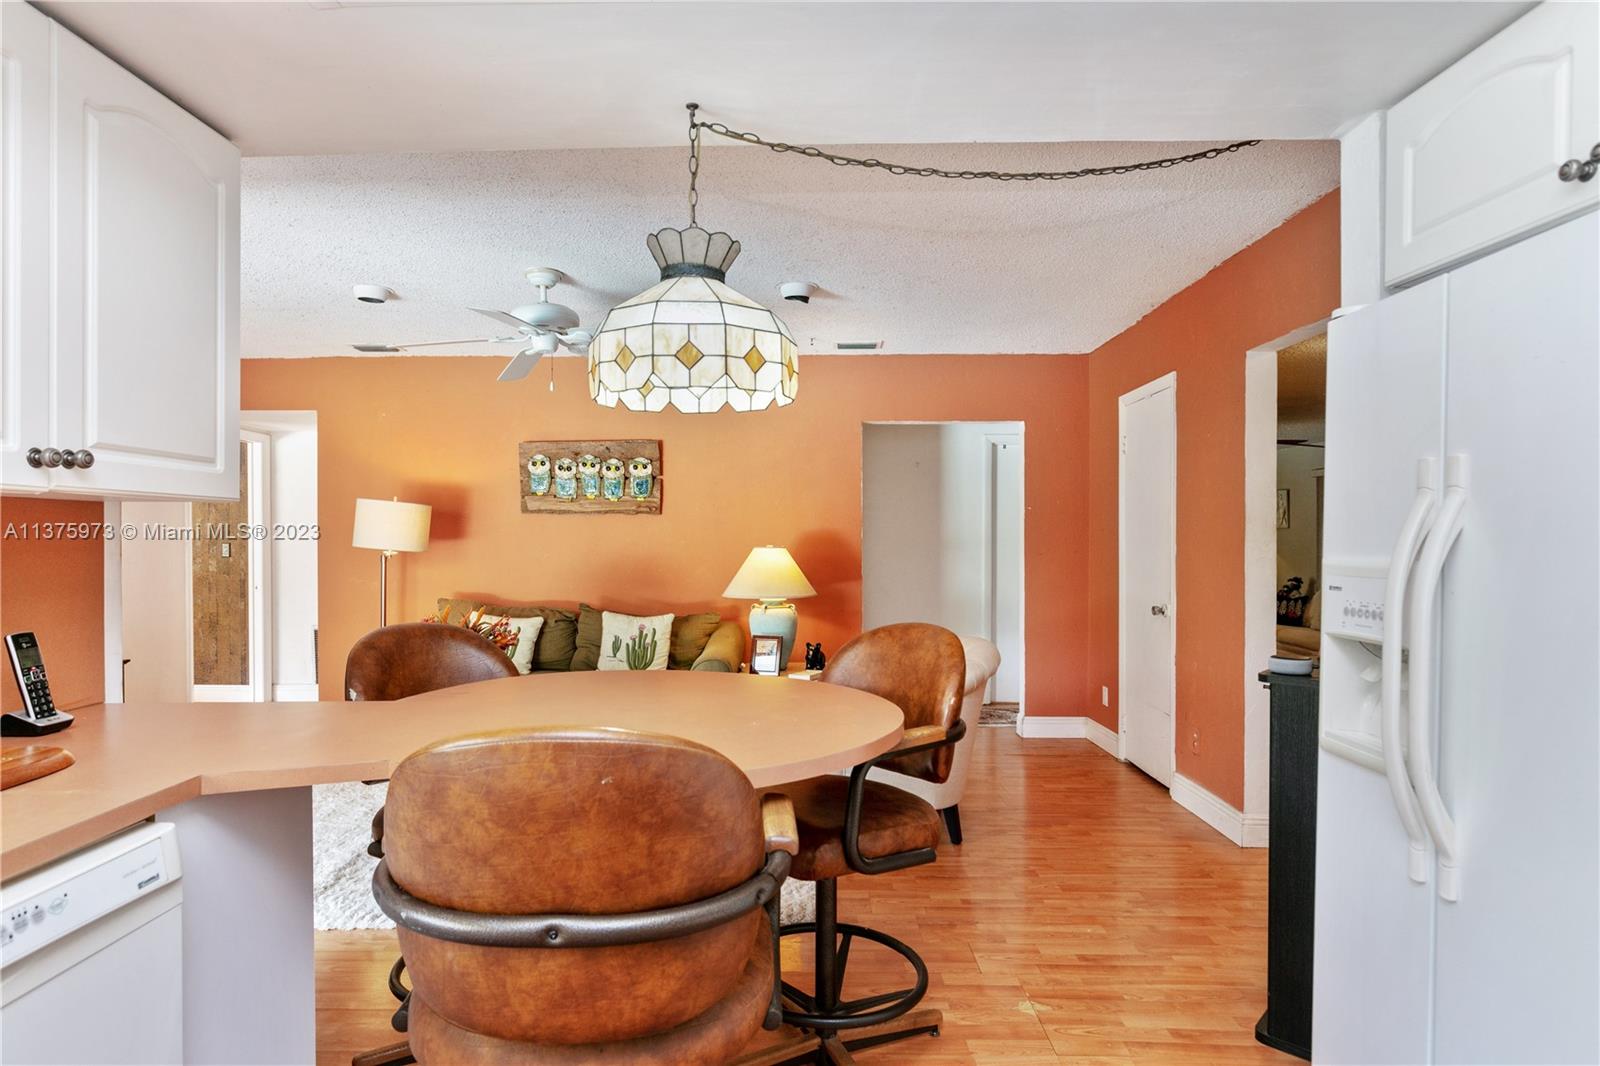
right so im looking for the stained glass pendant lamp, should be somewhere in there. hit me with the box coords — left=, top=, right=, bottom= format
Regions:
left=588, top=106, right=798, bottom=413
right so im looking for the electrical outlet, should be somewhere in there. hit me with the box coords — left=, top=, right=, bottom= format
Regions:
left=220, top=543, right=231, bottom=558
left=1190, top=728, right=1201, bottom=755
left=1101, top=685, right=1110, bottom=707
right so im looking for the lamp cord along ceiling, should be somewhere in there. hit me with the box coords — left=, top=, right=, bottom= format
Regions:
left=589, top=106, right=1262, bottom=415
left=685, top=103, right=1261, bottom=203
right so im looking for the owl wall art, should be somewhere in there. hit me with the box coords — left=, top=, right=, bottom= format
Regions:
left=553, top=456, right=578, bottom=500
left=517, top=440, right=662, bottom=514
left=577, top=454, right=602, bottom=499
left=601, top=458, right=626, bottom=501
left=627, top=457, right=654, bottom=501
left=526, top=454, right=551, bottom=496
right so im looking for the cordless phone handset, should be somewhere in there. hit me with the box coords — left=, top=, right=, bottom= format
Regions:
left=3, top=632, right=73, bottom=737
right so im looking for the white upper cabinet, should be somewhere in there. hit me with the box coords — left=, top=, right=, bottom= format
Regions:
left=0, top=8, right=239, bottom=500
left=1385, top=2, right=1599, bottom=286
left=0, top=2, right=52, bottom=492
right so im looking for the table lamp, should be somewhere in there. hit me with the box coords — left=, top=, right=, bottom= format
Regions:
left=723, top=545, right=816, bottom=669
left=352, top=497, right=431, bottom=627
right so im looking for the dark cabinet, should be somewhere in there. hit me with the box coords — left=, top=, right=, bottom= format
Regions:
left=1255, top=670, right=1318, bottom=1060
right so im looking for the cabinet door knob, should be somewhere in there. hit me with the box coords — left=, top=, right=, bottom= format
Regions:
left=29, top=447, right=64, bottom=469
left=25, top=447, right=45, bottom=468
left=1558, top=145, right=1600, bottom=183
left=70, top=449, right=95, bottom=469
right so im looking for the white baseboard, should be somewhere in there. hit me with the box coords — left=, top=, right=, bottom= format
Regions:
left=272, top=683, right=321, bottom=702
left=1085, top=718, right=1121, bottom=758
left=1017, top=715, right=1086, bottom=739
left=1171, top=772, right=1268, bottom=847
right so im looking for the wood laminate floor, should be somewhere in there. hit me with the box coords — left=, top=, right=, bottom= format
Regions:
left=316, top=729, right=1293, bottom=1065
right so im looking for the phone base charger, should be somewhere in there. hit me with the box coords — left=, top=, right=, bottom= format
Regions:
left=1, top=710, right=73, bottom=737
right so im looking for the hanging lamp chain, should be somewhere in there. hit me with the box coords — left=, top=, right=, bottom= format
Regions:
left=686, top=102, right=702, bottom=225
left=685, top=106, right=1261, bottom=182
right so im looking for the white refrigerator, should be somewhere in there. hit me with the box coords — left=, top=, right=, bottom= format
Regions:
left=1313, top=211, right=1599, bottom=1065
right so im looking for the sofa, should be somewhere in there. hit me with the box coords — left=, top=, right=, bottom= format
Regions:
left=865, top=634, right=1001, bottom=845
left=435, top=598, right=743, bottom=674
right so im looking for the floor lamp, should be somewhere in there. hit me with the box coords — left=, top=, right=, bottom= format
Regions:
left=352, top=497, right=431, bottom=628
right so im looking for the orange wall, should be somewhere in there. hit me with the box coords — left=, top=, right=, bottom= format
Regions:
left=0, top=497, right=106, bottom=713
left=1084, top=191, right=1340, bottom=807
left=241, top=355, right=1091, bottom=713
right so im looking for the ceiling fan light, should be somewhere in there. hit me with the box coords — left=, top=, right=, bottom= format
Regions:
left=589, top=227, right=797, bottom=414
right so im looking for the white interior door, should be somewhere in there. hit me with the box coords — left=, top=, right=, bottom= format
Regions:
left=986, top=434, right=1023, bottom=704
left=1119, top=375, right=1177, bottom=786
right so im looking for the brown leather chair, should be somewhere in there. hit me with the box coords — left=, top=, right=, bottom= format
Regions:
left=357, top=726, right=798, bottom=1066
left=344, top=622, right=522, bottom=1037
left=344, top=622, right=519, bottom=702
left=766, top=623, right=966, bottom=1063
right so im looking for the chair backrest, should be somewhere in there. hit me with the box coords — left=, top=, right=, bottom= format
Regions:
left=821, top=622, right=966, bottom=784
left=343, top=622, right=518, bottom=701
left=383, top=726, right=765, bottom=1046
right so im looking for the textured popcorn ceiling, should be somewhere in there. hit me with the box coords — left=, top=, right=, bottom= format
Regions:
left=41, top=1, right=1528, bottom=156
left=242, top=139, right=1338, bottom=358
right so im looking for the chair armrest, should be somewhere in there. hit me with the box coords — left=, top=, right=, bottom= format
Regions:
left=761, top=793, right=799, bottom=856
left=892, top=724, right=950, bottom=752
left=691, top=620, right=744, bottom=672
left=367, top=807, right=385, bottom=859
left=841, top=719, right=967, bottom=876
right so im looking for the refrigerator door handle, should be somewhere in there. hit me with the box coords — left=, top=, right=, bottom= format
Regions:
left=1408, top=456, right=1469, bottom=902
left=1383, top=458, right=1438, bottom=884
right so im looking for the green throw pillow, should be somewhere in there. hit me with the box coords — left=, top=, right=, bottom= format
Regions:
left=569, top=603, right=604, bottom=671
left=571, top=606, right=723, bottom=671
left=435, top=598, right=578, bottom=672
left=670, top=612, right=722, bottom=670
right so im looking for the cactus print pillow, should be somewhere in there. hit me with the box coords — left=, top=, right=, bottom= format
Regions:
left=597, top=611, right=674, bottom=671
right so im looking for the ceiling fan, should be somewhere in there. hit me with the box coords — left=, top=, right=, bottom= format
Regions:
left=352, top=267, right=592, bottom=382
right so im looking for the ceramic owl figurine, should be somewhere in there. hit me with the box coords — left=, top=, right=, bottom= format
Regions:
left=553, top=456, right=578, bottom=500
left=577, top=454, right=602, bottom=499
left=600, top=457, right=626, bottom=501
left=627, top=457, right=654, bottom=500
left=526, top=453, right=551, bottom=496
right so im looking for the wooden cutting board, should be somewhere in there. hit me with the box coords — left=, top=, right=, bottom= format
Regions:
left=1, top=745, right=74, bottom=790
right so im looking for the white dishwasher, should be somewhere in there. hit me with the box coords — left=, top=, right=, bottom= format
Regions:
left=1, top=822, right=183, bottom=1065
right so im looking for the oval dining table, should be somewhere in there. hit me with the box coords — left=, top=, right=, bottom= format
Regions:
left=0, top=670, right=906, bottom=1065
left=396, top=669, right=906, bottom=787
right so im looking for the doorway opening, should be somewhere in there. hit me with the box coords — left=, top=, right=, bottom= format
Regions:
left=861, top=421, right=1025, bottom=729
left=1242, top=320, right=1328, bottom=841
left=119, top=412, right=319, bottom=703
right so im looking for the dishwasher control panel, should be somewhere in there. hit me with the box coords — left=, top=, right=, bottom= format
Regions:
left=0, top=822, right=180, bottom=966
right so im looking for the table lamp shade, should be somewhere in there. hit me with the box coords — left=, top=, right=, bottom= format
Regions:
left=352, top=498, right=432, bottom=553
left=723, top=546, right=816, bottom=601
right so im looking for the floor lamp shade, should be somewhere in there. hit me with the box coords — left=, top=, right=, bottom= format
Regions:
left=352, top=498, right=432, bottom=553
left=724, top=546, right=815, bottom=669
left=353, top=498, right=431, bottom=627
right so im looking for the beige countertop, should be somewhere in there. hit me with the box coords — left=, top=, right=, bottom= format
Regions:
left=0, top=671, right=903, bottom=880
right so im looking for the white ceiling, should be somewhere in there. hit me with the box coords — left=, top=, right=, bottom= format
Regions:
left=241, top=138, right=1338, bottom=357
left=40, top=1, right=1528, bottom=156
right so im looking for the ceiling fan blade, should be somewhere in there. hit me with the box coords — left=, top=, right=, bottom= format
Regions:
left=496, top=349, right=545, bottom=382
left=470, top=307, right=533, bottom=331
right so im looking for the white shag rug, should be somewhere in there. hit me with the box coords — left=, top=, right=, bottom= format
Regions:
left=313, top=782, right=815, bottom=930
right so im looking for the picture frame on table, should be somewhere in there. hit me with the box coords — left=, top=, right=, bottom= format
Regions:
left=749, top=635, right=783, bottom=676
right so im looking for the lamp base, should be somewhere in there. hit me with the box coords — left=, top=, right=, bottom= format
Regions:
left=749, top=601, right=799, bottom=669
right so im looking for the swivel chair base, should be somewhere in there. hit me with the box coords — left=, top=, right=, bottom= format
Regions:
left=763, top=879, right=941, bottom=1064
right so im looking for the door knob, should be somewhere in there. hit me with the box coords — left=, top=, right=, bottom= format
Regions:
left=27, top=447, right=64, bottom=469
left=69, top=449, right=94, bottom=469
left=1557, top=144, right=1600, bottom=183
left=1150, top=604, right=1169, bottom=617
